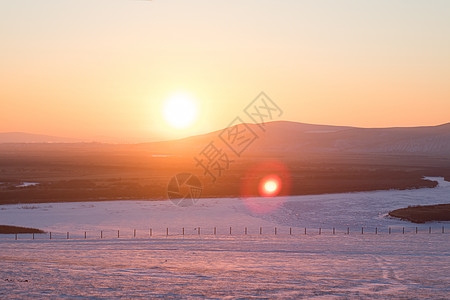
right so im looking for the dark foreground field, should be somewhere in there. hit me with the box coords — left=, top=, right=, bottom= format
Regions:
left=389, top=204, right=450, bottom=223
left=0, top=141, right=449, bottom=205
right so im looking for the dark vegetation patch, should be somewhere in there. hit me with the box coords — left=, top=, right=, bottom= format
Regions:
left=389, top=204, right=450, bottom=223
left=0, top=225, right=45, bottom=234
left=0, top=143, right=449, bottom=204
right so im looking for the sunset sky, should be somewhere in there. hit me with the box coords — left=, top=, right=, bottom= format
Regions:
left=1, top=0, right=449, bottom=142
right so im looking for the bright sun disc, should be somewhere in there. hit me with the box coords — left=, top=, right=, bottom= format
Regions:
left=163, top=93, right=198, bottom=129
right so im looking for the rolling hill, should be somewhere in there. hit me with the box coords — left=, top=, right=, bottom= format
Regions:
left=137, top=121, right=450, bottom=157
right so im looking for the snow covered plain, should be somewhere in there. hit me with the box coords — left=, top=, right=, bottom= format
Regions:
left=0, top=177, right=449, bottom=298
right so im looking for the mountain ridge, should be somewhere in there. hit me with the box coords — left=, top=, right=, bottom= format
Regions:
left=1, top=121, right=450, bottom=157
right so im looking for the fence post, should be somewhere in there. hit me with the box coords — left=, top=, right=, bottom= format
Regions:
left=347, top=227, right=349, bottom=235
left=389, top=227, right=391, bottom=234
left=230, top=227, right=232, bottom=235
left=67, top=232, right=69, bottom=239
left=50, top=232, right=52, bottom=240
left=304, top=228, right=307, bottom=235
left=182, top=227, right=185, bottom=236
left=260, top=227, right=262, bottom=235
left=415, top=227, right=418, bottom=234
left=15, top=233, right=17, bottom=240
left=442, top=226, right=444, bottom=234
left=166, top=228, right=169, bottom=236
left=402, top=227, right=405, bottom=234
left=290, top=227, right=292, bottom=235
left=198, top=227, right=200, bottom=235
left=319, top=228, right=321, bottom=235
left=333, top=227, right=335, bottom=235
left=429, top=227, right=431, bottom=234
left=361, top=227, right=364, bottom=235
left=214, top=227, right=216, bottom=235
left=375, top=227, right=377, bottom=235
left=101, top=231, right=103, bottom=239
left=33, top=233, right=35, bottom=240
left=245, top=227, right=247, bottom=235
left=150, top=228, right=152, bottom=237
left=275, top=227, right=277, bottom=235
left=118, top=230, right=120, bottom=238
left=84, top=232, right=86, bottom=239
left=134, top=229, right=136, bottom=238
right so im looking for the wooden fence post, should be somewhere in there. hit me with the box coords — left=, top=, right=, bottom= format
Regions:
left=333, top=227, right=335, bottom=235
left=134, top=229, right=136, bottom=238
left=375, top=227, right=377, bottom=235
left=402, top=227, right=405, bottom=234
left=214, top=227, right=216, bottom=235
left=182, top=227, right=185, bottom=236
left=319, top=228, right=321, bottom=235
left=361, top=227, right=364, bottom=235
left=290, top=227, right=292, bottom=235
left=198, top=227, right=201, bottom=235
left=118, top=230, right=120, bottom=238
left=33, top=233, right=35, bottom=240
left=15, top=233, right=17, bottom=240
left=67, top=232, right=69, bottom=239
left=275, top=227, right=277, bottom=235
left=166, top=228, right=169, bottom=236
left=347, top=227, right=349, bottom=235
left=260, top=227, right=262, bottom=235
left=245, top=227, right=247, bottom=235
left=84, top=232, right=86, bottom=239
left=304, top=228, right=307, bottom=235
left=150, top=228, right=152, bottom=237
left=389, top=227, right=391, bottom=234
left=101, top=231, right=103, bottom=239
left=229, top=226, right=232, bottom=235
left=50, top=232, right=52, bottom=240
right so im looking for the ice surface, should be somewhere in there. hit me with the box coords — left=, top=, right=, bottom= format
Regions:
left=15, top=182, right=40, bottom=188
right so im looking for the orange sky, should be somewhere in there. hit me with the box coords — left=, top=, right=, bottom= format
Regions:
left=1, top=0, right=449, bottom=142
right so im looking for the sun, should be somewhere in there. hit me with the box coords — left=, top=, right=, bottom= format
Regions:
left=163, top=93, right=198, bottom=129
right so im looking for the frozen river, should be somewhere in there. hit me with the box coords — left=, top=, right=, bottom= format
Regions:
left=0, top=177, right=448, bottom=236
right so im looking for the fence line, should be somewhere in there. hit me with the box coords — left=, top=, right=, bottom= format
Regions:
left=3, top=225, right=448, bottom=241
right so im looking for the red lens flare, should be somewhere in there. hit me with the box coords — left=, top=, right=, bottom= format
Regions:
left=240, top=160, right=291, bottom=214
left=259, top=175, right=282, bottom=197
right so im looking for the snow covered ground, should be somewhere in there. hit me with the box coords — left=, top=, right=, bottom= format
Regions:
left=0, top=177, right=449, bottom=298
left=1, top=235, right=449, bottom=299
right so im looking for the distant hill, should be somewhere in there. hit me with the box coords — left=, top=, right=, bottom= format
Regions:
left=252, top=121, right=450, bottom=155
left=2, top=121, right=450, bottom=157
left=0, top=132, right=81, bottom=143
left=138, top=121, right=450, bottom=157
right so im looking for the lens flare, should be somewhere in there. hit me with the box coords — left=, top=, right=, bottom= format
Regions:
left=240, top=160, right=291, bottom=214
left=259, top=175, right=282, bottom=197
left=264, top=181, right=277, bottom=193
